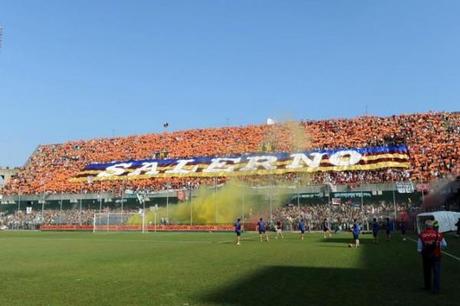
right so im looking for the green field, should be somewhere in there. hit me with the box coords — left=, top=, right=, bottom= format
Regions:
left=0, top=231, right=459, bottom=306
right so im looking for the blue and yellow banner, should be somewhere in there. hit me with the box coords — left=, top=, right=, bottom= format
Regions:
left=70, top=145, right=410, bottom=182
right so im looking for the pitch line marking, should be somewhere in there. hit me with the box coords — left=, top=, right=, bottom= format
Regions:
left=0, top=237, right=216, bottom=244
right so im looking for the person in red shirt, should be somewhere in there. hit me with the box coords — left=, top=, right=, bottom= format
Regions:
left=417, top=220, right=447, bottom=294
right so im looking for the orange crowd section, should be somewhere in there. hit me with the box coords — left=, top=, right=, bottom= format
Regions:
left=1, top=112, right=459, bottom=195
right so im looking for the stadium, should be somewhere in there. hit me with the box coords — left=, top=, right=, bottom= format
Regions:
left=0, top=112, right=459, bottom=305
left=1, top=112, right=459, bottom=230
left=2, top=2, right=460, bottom=306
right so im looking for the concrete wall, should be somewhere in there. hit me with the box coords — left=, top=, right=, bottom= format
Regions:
left=0, top=168, right=20, bottom=187
left=0, top=182, right=408, bottom=203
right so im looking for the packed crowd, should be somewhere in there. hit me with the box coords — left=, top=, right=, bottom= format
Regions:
left=0, top=208, right=145, bottom=229
left=271, top=201, right=413, bottom=231
left=1, top=112, right=458, bottom=195
left=0, top=201, right=413, bottom=231
left=0, top=209, right=96, bottom=229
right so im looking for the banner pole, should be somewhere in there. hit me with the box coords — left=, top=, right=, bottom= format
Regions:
left=189, top=184, right=193, bottom=226
left=60, top=193, right=63, bottom=224
left=393, top=184, right=397, bottom=221
left=214, top=178, right=217, bottom=224
left=242, top=187, right=245, bottom=228
left=165, top=183, right=171, bottom=224
left=79, top=198, right=82, bottom=226
left=297, top=185, right=300, bottom=209
left=269, top=188, right=273, bottom=221
left=142, top=197, right=145, bottom=233
left=99, top=180, right=103, bottom=213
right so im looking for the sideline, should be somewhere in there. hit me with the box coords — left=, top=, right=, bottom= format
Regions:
left=407, top=237, right=460, bottom=262
left=0, top=236, right=217, bottom=244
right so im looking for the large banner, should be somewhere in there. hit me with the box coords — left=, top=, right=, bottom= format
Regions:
left=71, top=145, right=410, bottom=182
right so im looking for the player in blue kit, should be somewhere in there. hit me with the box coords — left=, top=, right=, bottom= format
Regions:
left=234, top=218, right=242, bottom=246
left=257, top=218, right=269, bottom=242
left=372, top=218, right=380, bottom=244
left=385, top=217, right=392, bottom=241
left=351, top=219, right=361, bottom=248
left=299, top=219, right=306, bottom=240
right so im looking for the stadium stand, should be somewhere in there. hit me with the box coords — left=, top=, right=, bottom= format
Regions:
left=0, top=202, right=412, bottom=230
left=0, top=112, right=459, bottom=196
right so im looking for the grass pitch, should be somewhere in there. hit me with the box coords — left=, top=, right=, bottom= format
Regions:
left=0, top=231, right=459, bottom=306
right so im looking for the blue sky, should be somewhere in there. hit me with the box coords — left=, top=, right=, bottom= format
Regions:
left=0, top=0, right=459, bottom=166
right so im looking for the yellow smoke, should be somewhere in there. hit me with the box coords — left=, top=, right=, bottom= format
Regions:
left=128, top=120, right=312, bottom=225
left=260, top=119, right=312, bottom=186
left=134, top=179, right=290, bottom=225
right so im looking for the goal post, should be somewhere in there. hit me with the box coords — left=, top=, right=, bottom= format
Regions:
left=93, top=212, right=146, bottom=233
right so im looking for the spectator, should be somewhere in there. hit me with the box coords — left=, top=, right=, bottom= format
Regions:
left=1, top=112, right=458, bottom=195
